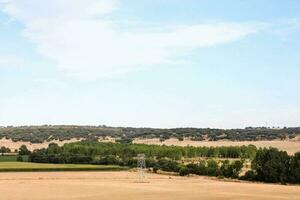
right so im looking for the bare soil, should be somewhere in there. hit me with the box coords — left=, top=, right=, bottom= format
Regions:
left=0, top=171, right=299, bottom=200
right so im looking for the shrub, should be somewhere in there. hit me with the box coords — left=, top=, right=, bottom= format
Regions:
left=179, top=167, right=190, bottom=176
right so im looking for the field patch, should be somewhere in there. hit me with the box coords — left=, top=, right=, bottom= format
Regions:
left=0, top=155, right=28, bottom=162
left=0, top=162, right=126, bottom=172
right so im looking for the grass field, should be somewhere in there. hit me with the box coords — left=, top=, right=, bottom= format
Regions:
left=0, top=155, right=29, bottom=162
left=0, top=162, right=126, bottom=172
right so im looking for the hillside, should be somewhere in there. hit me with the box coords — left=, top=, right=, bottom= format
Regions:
left=0, top=125, right=299, bottom=143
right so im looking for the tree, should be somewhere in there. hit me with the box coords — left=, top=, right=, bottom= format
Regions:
left=251, top=148, right=290, bottom=183
left=289, top=152, right=300, bottom=183
left=207, top=159, right=220, bottom=176
left=19, top=145, right=31, bottom=155
left=0, top=146, right=11, bottom=155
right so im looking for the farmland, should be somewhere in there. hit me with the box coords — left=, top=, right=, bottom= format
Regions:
left=0, top=162, right=126, bottom=172
left=134, top=138, right=300, bottom=154
left=0, top=171, right=299, bottom=200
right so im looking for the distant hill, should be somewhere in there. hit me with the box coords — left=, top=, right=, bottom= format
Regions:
left=0, top=125, right=299, bottom=143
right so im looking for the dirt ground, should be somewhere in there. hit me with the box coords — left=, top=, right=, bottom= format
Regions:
left=134, top=138, right=300, bottom=155
left=0, top=171, right=299, bottom=200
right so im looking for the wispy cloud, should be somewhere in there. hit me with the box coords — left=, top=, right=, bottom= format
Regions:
left=1, top=0, right=260, bottom=80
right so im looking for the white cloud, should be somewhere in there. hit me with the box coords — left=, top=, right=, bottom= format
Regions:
left=1, top=0, right=259, bottom=80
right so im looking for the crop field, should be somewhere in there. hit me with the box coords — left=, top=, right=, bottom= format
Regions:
left=0, top=162, right=126, bottom=172
left=0, top=171, right=299, bottom=200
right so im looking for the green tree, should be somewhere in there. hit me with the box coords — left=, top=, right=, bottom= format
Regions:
left=251, top=148, right=290, bottom=183
left=19, top=145, right=31, bottom=155
left=289, top=152, right=300, bottom=183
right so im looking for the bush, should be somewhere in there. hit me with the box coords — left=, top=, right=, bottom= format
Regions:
left=157, top=159, right=180, bottom=172
left=179, top=167, right=189, bottom=176
left=240, top=170, right=256, bottom=181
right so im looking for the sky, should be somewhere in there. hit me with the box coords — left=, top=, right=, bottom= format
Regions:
left=0, top=0, right=300, bottom=128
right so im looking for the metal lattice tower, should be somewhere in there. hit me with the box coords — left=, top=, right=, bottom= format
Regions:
left=137, top=154, right=146, bottom=183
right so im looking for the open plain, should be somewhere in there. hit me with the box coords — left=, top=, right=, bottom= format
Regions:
left=0, top=171, right=299, bottom=200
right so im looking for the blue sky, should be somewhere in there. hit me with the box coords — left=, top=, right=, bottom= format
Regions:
left=0, top=0, right=300, bottom=128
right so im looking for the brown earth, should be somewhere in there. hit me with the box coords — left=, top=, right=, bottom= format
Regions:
left=0, top=171, right=299, bottom=200
left=134, top=138, right=300, bottom=154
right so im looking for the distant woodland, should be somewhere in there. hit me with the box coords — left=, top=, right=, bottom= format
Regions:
left=0, top=125, right=299, bottom=143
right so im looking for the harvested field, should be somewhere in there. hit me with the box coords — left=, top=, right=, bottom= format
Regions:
left=134, top=138, right=300, bottom=154
left=0, top=171, right=299, bottom=200
left=0, top=138, right=83, bottom=151
left=0, top=137, right=114, bottom=151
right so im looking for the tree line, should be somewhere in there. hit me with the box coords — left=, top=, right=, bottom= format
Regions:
left=28, top=142, right=258, bottom=163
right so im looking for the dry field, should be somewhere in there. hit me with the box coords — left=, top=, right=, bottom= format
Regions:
left=0, top=138, right=83, bottom=151
left=0, top=137, right=114, bottom=151
left=134, top=138, right=300, bottom=154
left=0, top=171, right=299, bottom=200
left=1, top=137, right=300, bottom=154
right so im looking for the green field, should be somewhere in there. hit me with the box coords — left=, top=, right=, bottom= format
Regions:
left=0, top=162, right=127, bottom=172
left=0, top=155, right=29, bottom=162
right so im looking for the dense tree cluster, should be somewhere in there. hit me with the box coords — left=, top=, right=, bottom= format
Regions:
left=28, top=142, right=257, bottom=164
left=241, top=148, right=300, bottom=184
left=0, top=125, right=299, bottom=143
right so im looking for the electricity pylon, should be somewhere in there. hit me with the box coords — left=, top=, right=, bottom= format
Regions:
left=137, top=154, right=146, bottom=183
